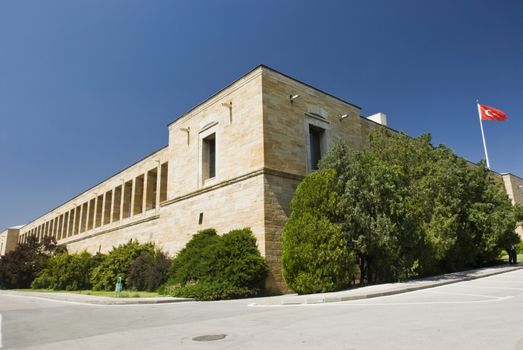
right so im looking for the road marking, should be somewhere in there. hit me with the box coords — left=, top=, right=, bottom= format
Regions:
left=249, top=295, right=513, bottom=307
left=335, top=296, right=513, bottom=306
left=457, top=285, right=523, bottom=291
left=0, top=293, right=197, bottom=308
left=426, top=290, right=503, bottom=299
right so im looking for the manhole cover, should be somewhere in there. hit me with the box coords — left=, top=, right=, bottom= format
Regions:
left=192, top=334, right=227, bottom=342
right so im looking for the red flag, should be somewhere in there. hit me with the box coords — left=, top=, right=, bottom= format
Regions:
left=479, top=104, right=507, bottom=121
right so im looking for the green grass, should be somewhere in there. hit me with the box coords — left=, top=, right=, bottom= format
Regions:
left=14, top=289, right=160, bottom=298
left=499, top=253, right=523, bottom=263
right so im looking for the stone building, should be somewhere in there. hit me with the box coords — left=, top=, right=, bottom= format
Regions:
left=6, top=65, right=523, bottom=292
left=0, top=226, right=21, bottom=256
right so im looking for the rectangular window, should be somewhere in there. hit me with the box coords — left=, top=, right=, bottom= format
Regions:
left=202, top=133, right=216, bottom=181
left=309, top=125, right=324, bottom=171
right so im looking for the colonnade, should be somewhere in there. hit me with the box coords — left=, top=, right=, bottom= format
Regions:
left=18, top=162, right=168, bottom=244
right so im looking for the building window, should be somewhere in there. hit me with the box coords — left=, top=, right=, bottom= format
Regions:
left=309, top=125, right=324, bottom=171
left=202, top=133, right=216, bottom=180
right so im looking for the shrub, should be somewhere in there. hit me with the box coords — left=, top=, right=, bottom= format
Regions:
left=89, top=240, right=157, bottom=291
left=164, top=281, right=258, bottom=301
left=0, top=236, right=65, bottom=289
left=31, top=251, right=104, bottom=291
left=166, top=228, right=221, bottom=286
left=282, top=170, right=358, bottom=294
left=162, top=228, right=268, bottom=300
left=126, top=248, right=171, bottom=292
left=216, top=229, right=269, bottom=291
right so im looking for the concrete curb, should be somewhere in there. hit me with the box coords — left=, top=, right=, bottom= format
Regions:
left=0, top=290, right=194, bottom=305
left=257, top=263, right=523, bottom=306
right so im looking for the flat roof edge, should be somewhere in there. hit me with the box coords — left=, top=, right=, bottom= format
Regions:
left=167, top=64, right=362, bottom=127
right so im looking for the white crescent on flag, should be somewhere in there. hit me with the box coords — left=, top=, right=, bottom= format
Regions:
left=479, top=103, right=507, bottom=121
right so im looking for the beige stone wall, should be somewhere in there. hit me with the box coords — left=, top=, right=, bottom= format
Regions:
left=167, top=68, right=264, bottom=200
left=159, top=173, right=265, bottom=255
left=65, top=213, right=161, bottom=254
left=502, top=173, right=523, bottom=206
left=261, top=68, right=377, bottom=177
left=263, top=172, right=301, bottom=292
left=502, top=173, right=523, bottom=238
left=0, top=228, right=20, bottom=256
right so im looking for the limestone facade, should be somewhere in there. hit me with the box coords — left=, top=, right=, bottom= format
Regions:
left=9, top=65, right=523, bottom=291
left=0, top=227, right=20, bottom=256
left=501, top=173, right=523, bottom=237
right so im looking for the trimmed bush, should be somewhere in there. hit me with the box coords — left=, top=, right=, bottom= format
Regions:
left=31, top=251, right=104, bottom=291
left=162, top=228, right=268, bottom=300
left=89, top=240, right=158, bottom=291
left=167, top=228, right=221, bottom=286
left=127, top=249, right=171, bottom=292
left=163, top=281, right=257, bottom=301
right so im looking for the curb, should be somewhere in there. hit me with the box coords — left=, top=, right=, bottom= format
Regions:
left=269, top=264, right=523, bottom=305
left=0, top=291, right=194, bottom=305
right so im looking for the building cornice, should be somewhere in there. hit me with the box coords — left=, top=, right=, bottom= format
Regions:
left=161, top=167, right=305, bottom=207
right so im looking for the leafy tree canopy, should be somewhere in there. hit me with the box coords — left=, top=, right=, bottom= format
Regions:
left=283, top=128, right=520, bottom=292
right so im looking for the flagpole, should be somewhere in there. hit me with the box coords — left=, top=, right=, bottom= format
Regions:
left=477, top=100, right=491, bottom=169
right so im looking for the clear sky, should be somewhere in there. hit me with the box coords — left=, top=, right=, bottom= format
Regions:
left=1, top=0, right=522, bottom=230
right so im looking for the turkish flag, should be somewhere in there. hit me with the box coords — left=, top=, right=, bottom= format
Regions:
left=479, top=104, right=507, bottom=121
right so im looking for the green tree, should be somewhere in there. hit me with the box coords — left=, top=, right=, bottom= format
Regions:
left=0, top=236, right=65, bottom=289
left=284, top=128, right=520, bottom=289
left=31, top=251, right=104, bottom=290
left=282, top=170, right=357, bottom=294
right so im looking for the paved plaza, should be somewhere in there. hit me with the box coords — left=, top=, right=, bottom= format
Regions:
left=1, top=266, right=523, bottom=349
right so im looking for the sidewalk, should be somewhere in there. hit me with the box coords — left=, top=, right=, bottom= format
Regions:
left=249, top=263, right=523, bottom=306
left=1, top=263, right=521, bottom=305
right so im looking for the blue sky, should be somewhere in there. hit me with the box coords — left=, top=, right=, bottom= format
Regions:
left=1, top=0, right=522, bottom=229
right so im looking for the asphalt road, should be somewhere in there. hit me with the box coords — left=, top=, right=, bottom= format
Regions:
left=2, top=269, right=523, bottom=350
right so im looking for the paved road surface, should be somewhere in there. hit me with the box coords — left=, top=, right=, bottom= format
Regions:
left=2, top=269, right=523, bottom=349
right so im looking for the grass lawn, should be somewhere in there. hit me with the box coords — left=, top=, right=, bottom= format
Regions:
left=14, top=289, right=161, bottom=298
left=500, top=253, right=523, bottom=264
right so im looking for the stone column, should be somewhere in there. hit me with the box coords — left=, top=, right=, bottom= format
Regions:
left=156, top=161, right=161, bottom=212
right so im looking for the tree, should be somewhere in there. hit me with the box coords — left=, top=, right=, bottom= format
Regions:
left=0, top=236, right=65, bottom=289
left=282, top=170, right=357, bottom=294
left=283, top=128, right=520, bottom=290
